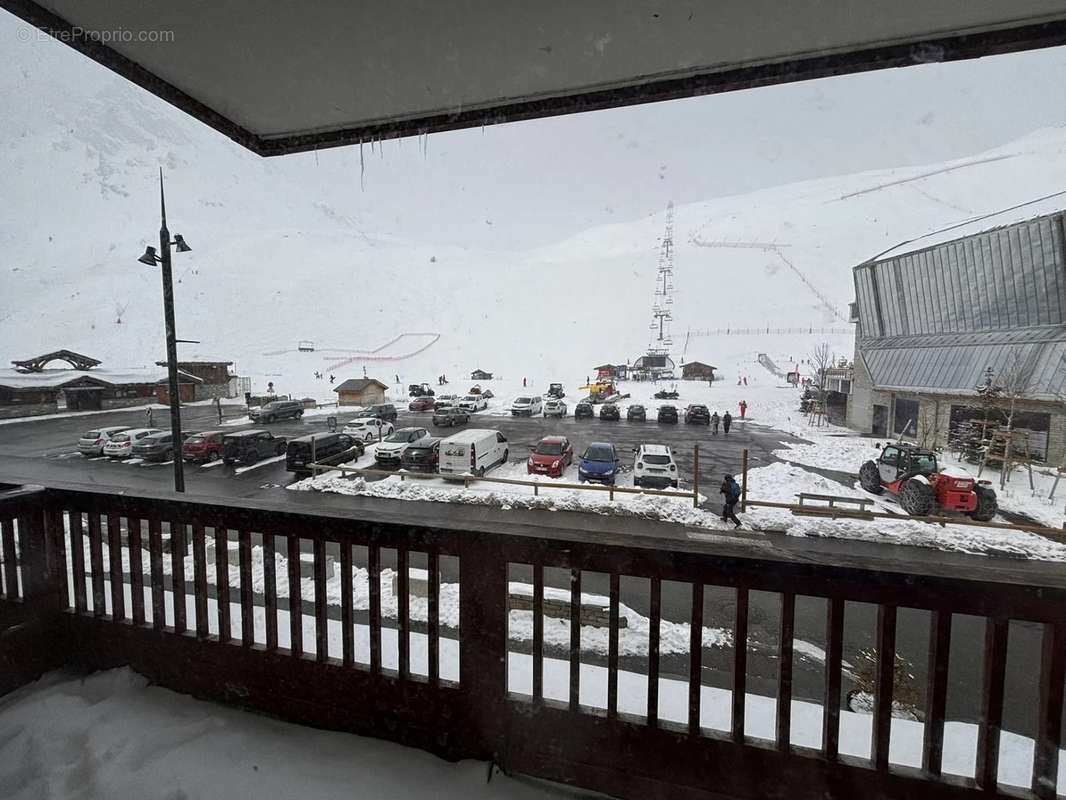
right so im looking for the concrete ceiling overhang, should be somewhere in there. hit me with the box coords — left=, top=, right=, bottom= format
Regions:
left=5, top=0, right=1066, bottom=157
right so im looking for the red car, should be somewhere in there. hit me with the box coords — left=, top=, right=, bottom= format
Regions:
left=527, top=436, right=573, bottom=478
left=182, top=430, right=225, bottom=463
left=408, top=396, right=435, bottom=411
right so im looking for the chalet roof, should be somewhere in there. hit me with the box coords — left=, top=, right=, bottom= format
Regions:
left=334, top=379, right=388, bottom=393
left=11, top=350, right=101, bottom=372
left=682, top=361, right=717, bottom=370
left=0, top=367, right=199, bottom=389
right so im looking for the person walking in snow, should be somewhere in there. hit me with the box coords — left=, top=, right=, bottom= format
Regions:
left=329, top=374, right=335, bottom=384
left=395, top=374, right=400, bottom=384
left=722, top=411, right=733, bottom=434
left=523, top=377, right=527, bottom=388
left=720, top=474, right=742, bottom=528
left=739, top=400, right=748, bottom=419
left=710, top=411, right=720, bottom=435
left=146, top=407, right=154, bottom=427
left=743, top=376, right=747, bottom=386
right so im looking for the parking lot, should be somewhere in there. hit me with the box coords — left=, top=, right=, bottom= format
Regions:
left=0, top=403, right=805, bottom=504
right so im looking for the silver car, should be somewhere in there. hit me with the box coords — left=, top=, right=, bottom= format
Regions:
left=77, top=426, right=130, bottom=456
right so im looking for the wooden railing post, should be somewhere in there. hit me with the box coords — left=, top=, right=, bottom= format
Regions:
left=458, top=532, right=508, bottom=761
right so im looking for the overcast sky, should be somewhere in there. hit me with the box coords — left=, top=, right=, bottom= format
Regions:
left=292, top=45, right=1066, bottom=248
left=6, top=9, right=1066, bottom=250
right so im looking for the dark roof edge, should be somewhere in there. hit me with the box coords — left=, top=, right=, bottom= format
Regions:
left=5, top=0, right=1066, bottom=157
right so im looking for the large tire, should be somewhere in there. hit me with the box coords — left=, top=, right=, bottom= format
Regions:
left=900, top=478, right=936, bottom=516
left=859, top=461, right=883, bottom=494
left=969, top=484, right=998, bottom=522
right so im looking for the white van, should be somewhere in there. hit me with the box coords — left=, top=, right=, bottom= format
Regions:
left=438, top=429, right=509, bottom=478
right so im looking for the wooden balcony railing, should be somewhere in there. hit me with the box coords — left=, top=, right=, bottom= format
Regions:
left=0, top=483, right=1064, bottom=800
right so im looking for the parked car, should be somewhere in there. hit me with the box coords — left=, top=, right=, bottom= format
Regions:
left=358, top=403, right=398, bottom=422
left=132, top=432, right=180, bottom=462
left=626, top=404, right=647, bottom=422
left=400, top=436, right=441, bottom=473
left=633, top=444, right=679, bottom=489
left=543, top=398, right=567, bottom=418
left=408, top=396, right=435, bottom=412
left=249, top=399, right=304, bottom=423
left=77, top=425, right=130, bottom=457
left=510, top=396, right=543, bottom=417
left=343, top=417, right=394, bottom=442
left=578, top=442, right=620, bottom=485
left=432, top=406, right=470, bottom=427
left=599, top=403, right=620, bottom=421
left=408, top=383, right=435, bottom=397
left=438, top=429, right=509, bottom=478
left=459, top=394, right=488, bottom=412
left=286, top=432, right=363, bottom=479
left=375, top=427, right=431, bottom=467
left=546, top=383, right=565, bottom=398
left=657, top=405, right=679, bottom=424
left=222, top=430, right=287, bottom=465
left=574, top=401, right=594, bottom=420
left=102, top=428, right=162, bottom=458
left=434, top=395, right=458, bottom=411
left=685, top=404, right=710, bottom=425
left=182, top=430, right=225, bottom=463
left=527, top=436, right=573, bottom=478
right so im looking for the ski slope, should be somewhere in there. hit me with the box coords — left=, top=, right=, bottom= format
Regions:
left=3, top=24, right=1066, bottom=402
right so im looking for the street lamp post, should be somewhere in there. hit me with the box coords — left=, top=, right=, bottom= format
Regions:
left=139, top=169, right=193, bottom=493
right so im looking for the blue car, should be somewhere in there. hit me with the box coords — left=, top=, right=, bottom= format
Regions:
left=578, top=442, right=620, bottom=485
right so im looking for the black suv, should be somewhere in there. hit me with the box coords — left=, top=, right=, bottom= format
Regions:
left=222, top=430, right=287, bottom=465
left=599, top=403, right=620, bottom=421
left=574, top=401, right=594, bottom=420
left=401, top=436, right=441, bottom=473
left=249, top=399, right=304, bottom=423
left=685, top=404, right=710, bottom=425
left=359, top=403, right=398, bottom=422
left=657, top=405, right=679, bottom=424
left=286, top=432, right=363, bottom=479
left=627, top=404, right=646, bottom=421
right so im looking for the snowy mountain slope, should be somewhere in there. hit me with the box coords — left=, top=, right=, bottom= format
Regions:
left=4, top=27, right=1066, bottom=399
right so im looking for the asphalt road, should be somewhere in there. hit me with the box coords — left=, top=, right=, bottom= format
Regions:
left=0, top=404, right=796, bottom=501
left=0, top=404, right=1048, bottom=735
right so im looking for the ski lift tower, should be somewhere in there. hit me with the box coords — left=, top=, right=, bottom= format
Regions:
left=647, top=201, right=675, bottom=357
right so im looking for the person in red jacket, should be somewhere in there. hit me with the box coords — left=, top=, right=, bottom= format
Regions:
left=739, top=400, right=748, bottom=419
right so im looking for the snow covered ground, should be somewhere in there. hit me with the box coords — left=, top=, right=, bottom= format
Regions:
left=2, top=652, right=1062, bottom=800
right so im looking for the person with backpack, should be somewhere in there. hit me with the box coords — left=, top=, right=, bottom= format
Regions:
left=722, top=411, right=733, bottom=434
left=720, top=474, right=742, bottom=528
left=710, top=411, right=720, bottom=435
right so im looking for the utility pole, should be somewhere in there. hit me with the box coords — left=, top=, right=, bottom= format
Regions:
left=139, top=169, right=194, bottom=493
left=158, top=172, right=184, bottom=492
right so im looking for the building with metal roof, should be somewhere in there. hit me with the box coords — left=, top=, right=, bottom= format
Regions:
left=847, top=203, right=1066, bottom=465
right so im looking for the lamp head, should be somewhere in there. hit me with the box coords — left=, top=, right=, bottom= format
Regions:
left=138, top=246, right=160, bottom=266
left=173, top=234, right=192, bottom=253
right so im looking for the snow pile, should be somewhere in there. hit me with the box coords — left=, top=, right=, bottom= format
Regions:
left=744, top=462, right=1066, bottom=560
left=773, top=431, right=1066, bottom=530
left=3, top=660, right=1063, bottom=796
left=0, top=669, right=557, bottom=800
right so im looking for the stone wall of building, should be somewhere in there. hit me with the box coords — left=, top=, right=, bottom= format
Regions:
left=0, top=402, right=57, bottom=419
left=194, top=383, right=230, bottom=401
